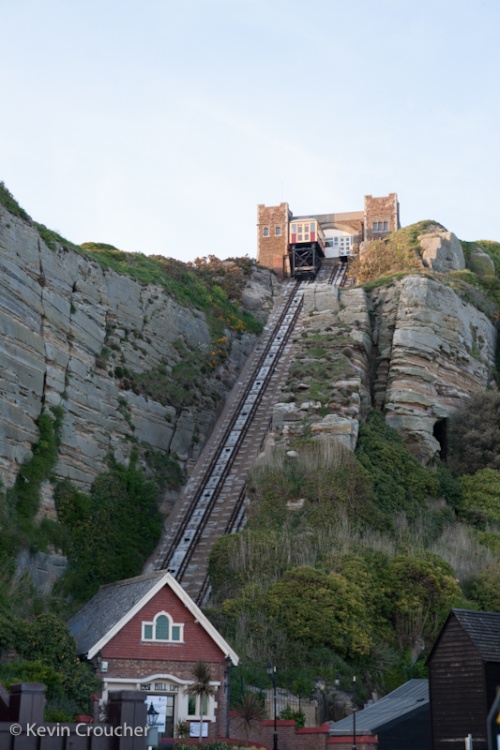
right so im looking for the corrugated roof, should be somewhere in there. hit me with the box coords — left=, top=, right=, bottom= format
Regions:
left=452, top=608, right=500, bottom=662
left=329, top=679, right=428, bottom=734
left=68, top=571, right=168, bottom=655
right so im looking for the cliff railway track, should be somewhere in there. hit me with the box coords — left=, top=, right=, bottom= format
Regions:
left=150, top=280, right=304, bottom=602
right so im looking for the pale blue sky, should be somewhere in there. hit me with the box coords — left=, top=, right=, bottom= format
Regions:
left=2, top=0, right=499, bottom=262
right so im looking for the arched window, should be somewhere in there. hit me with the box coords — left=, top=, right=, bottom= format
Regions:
left=142, top=612, right=184, bottom=642
left=155, top=615, right=169, bottom=640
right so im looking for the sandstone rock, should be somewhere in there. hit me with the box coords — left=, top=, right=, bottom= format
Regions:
left=419, top=231, right=465, bottom=272
left=272, top=402, right=302, bottom=428
left=0, top=206, right=265, bottom=493
left=15, top=549, right=68, bottom=595
left=303, top=284, right=340, bottom=314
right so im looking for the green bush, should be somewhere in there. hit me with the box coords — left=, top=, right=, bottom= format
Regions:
left=447, top=392, right=500, bottom=475
left=55, top=454, right=163, bottom=603
left=466, top=563, right=500, bottom=611
left=14, top=613, right=98, bottom=716
left=459, top=468, right=500, bottom=528
left=279, top=703, right=306, bottom=728
left=356, top=411, right=439, bottom=515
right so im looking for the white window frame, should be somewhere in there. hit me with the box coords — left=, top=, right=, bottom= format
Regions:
left=142, top=611, right=184, bottom=643
left=187, top=693, right=208, bottom=717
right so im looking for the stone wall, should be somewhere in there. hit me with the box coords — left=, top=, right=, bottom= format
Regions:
left=364, top=193, right=400, bottom=241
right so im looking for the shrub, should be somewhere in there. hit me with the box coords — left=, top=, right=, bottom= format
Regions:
left=466, top=564, right=500, bottom=611
left=459, top=469, right=500, bottom=528
left=447, top=392, right=500, bottom=475
left=55, top=454, right=163, bottom=602
left=351, top=221, right=442, bottom=284
left=356, top=411, right=439, bottom=516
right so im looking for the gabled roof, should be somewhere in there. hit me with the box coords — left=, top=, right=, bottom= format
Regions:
left=329, top=679, right=428, bottom=734
left=68, top=570, right=239, bottom=665
left=452, top=608, right=500, bottom=662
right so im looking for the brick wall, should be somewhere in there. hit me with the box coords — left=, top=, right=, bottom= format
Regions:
left=257, top=203, right=289, bottom=277
left=96, top=585, right=230, bottom=738
left=364, top=193, right=400, bottom=241
left=229, top=714, right=379, bottom=750
left=102, top=586, right=225, bottom=663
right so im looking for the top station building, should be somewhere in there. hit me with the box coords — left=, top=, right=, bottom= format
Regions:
left=257, top=192, right=400, bottom=278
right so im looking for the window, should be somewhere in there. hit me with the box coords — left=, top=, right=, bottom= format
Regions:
left=188, top=694, right=208, bottom=716
left=373, top=221, right=388, bottom=233
left=142, top=612, right=184, bottom=642
left=263, top=226, right=269, bottom=237
left=275, top=226, right=281, bottom=236
left=155, top=615, right=169, bottom=640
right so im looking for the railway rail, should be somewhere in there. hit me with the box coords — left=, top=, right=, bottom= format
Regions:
left=152, top=280, right=304, bottom=601
left=151, top=261, right=351, bottom=603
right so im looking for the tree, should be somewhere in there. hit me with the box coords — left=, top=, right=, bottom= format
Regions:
left=467, top=563, right=500, bottom=611
left=14, top=613, right=98, bottom=717
left=447, top=392, right=500, bottom=476
left=384, top=554, right=461, bottom=653
left=265, top=567, right=373, bottom=657
left=187, top=661, right=217, bottom=742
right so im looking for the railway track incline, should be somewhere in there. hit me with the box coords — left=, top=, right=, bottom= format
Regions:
left=149, top=280, right=304, bottom=602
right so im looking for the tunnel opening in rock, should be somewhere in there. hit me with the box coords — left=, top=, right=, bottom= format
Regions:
left=433, top=418, right=448, bottom=460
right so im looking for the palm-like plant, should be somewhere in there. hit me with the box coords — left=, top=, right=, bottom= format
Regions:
left=235, top=692, right=266, bottom=741
left=187, top=660, right=217, bottom=742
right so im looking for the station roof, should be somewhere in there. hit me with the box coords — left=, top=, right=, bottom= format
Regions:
left=329, top=679, right=428, bottom=734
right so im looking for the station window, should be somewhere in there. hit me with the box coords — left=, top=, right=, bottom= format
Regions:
left=275, top=226, right=281, bottom=236
left=263, top=226, right=269, bottom=237
left=188, top=694, right=208, bottom=716
left=373, top=221, right=389, bottom=233
left=142, top=612, right=184, bottom=642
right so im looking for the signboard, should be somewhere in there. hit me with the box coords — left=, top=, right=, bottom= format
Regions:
left=145, top=695, right=167, bottom=731
left=190, top=721, right=208, bottom=738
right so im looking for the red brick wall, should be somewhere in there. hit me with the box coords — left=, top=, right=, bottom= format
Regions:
left=102, top=586, right=225, bottom=663
left=97, top=585, right=230, bottom=738
left=257, top=204, right=289, bottom=277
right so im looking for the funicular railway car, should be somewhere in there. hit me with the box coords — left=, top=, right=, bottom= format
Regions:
left=289, top=219, right=325, bottom=279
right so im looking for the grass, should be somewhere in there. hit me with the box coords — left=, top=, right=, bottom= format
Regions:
left=0, top=182, right=31, bottom=222
left=352, top=221, right=445, bottom=285
left=80, top=243, right=264, bottom=342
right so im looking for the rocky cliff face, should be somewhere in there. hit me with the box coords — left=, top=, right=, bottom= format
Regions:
left=0, top=206, right=274, bottom=510
left=273, top=273, right=497, bottom=464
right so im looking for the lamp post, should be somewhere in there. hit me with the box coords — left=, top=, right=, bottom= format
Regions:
left=352, top=676, right=357, bottom=750
left=225, top=655, right=232, bottom=738
left=146, top=702, right=159, bottom=750
left=334, top=674, right=356, bottom=749
left=146, top=702, right=159, bottom=727
left=267, top=663, right=278, bottom=750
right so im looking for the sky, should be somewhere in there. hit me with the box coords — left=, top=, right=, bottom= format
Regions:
left=2, top=0, right=500, bottom=263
